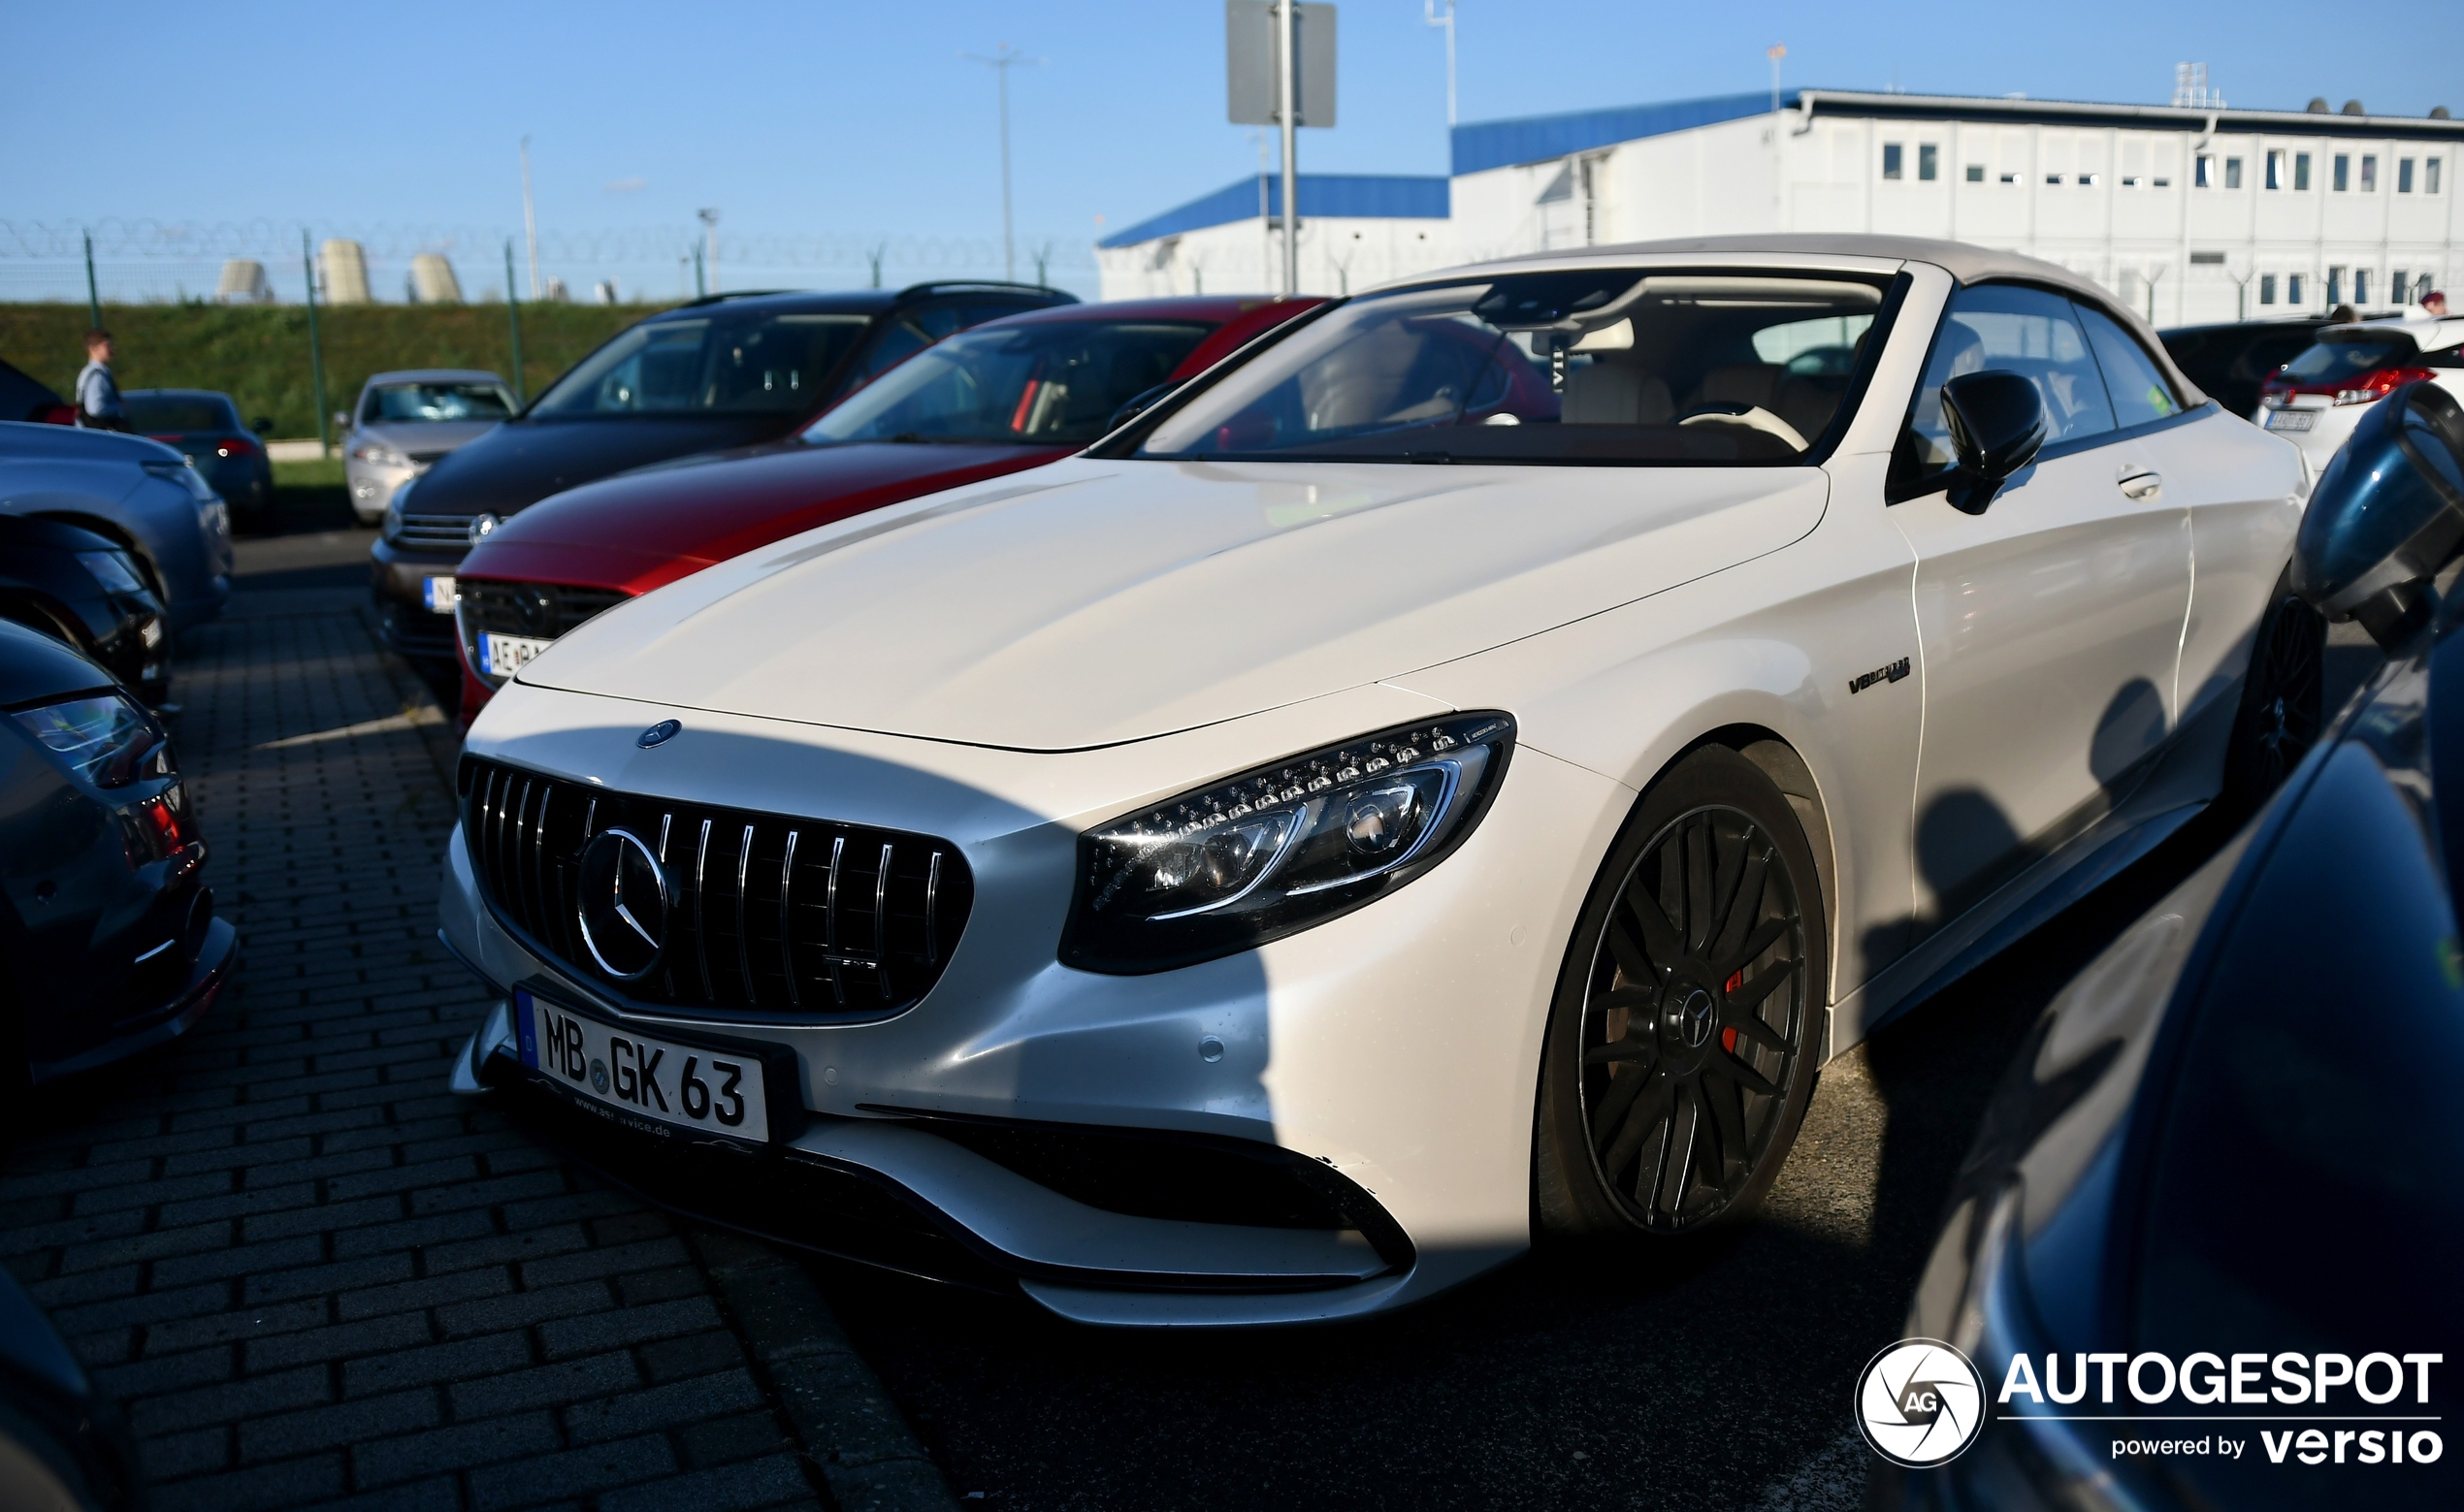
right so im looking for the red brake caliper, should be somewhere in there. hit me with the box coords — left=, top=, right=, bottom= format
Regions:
left=1721, top=970, right=1743, bottom=1053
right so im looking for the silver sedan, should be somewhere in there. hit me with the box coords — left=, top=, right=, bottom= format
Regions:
left=341, top=370, right=518, bottom=526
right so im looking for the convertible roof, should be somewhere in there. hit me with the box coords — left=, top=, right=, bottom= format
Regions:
left=1465, top=233, right=2209, bottom=406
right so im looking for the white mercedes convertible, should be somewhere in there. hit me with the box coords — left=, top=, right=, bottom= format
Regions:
left=440, top=235, right=2317, bottom=1325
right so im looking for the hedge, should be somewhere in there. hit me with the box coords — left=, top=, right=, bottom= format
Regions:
left=0, top=301, right=677, bottom=437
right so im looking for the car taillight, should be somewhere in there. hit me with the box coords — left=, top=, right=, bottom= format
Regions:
left=214, top=435, right=261, bottom=459
left=147, top=434, right=185, bottom=445
left=2332, top=367, right=2436, bottom=405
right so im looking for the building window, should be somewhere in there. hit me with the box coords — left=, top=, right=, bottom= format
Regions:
left=2327, top=266, right=2345, bottom=305
left=2288, top=273, right=2306, bottom=305
left=2361, top=155, right=2378, bottom=191
left=1965, top=163, right=1986, bottom=182
left=2266, top=149, right=2285, bottom=189
left=2260, top=273, right=2278, bottom=305
left=2224, top=157, right=2244, bottom=189
left=2195, top=154, right=2214, bottom=187
left=2429, top=158, right=2444, bottom=194
left=2079, top=172, right=2100, bottom=186
left=2190, top=250, right=2226, bottom=266
left=2399, top=158, right=2415, bottom=193
left=2393, top=270, right=2409, bottom=303
left=2153, top=176, right=2171, bottom=187
left=1882, top=143, right=1903, bottom=179
left=2000, top=171, right=2020, bottom=183
left=2295, top=152, right=2312, bottom=190
left=2045, top=173, right=2063, bottom=186
left=2356, top=269, right=2373, bottom=305
left=2334, top=154, right=2350, bottom=190
left=1919, top=144, right=1939, bottom=181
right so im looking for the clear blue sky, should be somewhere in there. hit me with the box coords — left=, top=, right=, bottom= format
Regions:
left=3, top=1, right=2456, bottom=294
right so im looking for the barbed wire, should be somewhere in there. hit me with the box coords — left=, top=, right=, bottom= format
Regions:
left=0, top=220, right=1096, bottom=271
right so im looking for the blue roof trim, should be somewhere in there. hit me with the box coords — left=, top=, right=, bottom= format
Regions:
left=1100, top=174, right=1450, bottom=249
left=1451, top=89, right=1800, bottom=176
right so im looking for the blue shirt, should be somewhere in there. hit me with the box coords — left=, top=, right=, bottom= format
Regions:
left=76, top=360, right=124, bottom=423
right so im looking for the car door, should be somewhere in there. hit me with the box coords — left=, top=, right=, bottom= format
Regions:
left=1888, top=282, right=2192, bottom=938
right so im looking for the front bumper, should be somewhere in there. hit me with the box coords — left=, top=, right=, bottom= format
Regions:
left=370, top=535, right=466, bottom=660
left=440, top=683, right=1632, bottom=1323
left=347, top=457, right=417, bottom=522
left=30, top=916, right=237, bottom=1083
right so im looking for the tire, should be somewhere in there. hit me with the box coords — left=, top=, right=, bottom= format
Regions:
left=2220, top=569, right=2326, bottom=820
left=1536, top=744, right=1829, bottom=1237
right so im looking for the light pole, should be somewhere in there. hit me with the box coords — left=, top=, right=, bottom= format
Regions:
left=519, top=136, right=541, bottom=299
left=302, top=230, right=331, bottom=458
left=1423, top=1, right=1456, bottom=128
left=697, top=209, right=720, bottom=296
left=1767, top=43, right=1786, bottom=113
left=962, top=44, right=1045, bottom=283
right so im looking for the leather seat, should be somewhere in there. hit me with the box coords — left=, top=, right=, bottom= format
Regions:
left=1685, top=362, right=1785, bottom=414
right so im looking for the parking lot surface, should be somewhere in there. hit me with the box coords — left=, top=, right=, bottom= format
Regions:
left=0, top=528, right=948, bottom=1512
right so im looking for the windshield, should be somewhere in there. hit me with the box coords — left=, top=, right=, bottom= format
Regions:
left=805, top=320, right=1213, bottom=447
left=126, top=395, right=238, bottom=433
left=1135, top=270, right=1887, bottom=465
left=362, top=381, right=516, bottom=424
left=2283, top=338, right=2409, bottom=381
left=532, top=313, right=872, bottom=417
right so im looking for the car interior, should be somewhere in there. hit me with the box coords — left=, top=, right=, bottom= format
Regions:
left=1137, top=270, right=1890, bottom=464
left=807, top=320, right=1214, bottom=447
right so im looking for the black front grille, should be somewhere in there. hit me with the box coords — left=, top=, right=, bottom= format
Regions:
left=395, top=512, right=474, bottom=550
left=460, top=756, right=973, bottom=1021
left=459, top=579, right=630, bottom=643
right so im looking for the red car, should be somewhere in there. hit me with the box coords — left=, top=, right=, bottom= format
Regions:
left=450, top=295, right=1321, bottom=725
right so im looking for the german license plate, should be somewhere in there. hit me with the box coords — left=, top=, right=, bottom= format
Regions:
left=2265, top=408, right=2316, bottom=432
left=514, top=988, right=774, bottom=1142
left=480, top=631, right=553, bottom=678
left=423, top=575, right=459, bottom=612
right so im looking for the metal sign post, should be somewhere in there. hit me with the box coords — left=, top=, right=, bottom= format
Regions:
left=1227, top=1, right=1335, bottom=297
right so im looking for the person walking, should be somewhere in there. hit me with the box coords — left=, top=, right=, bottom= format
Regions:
left=75, top=329, right=128, bottom=432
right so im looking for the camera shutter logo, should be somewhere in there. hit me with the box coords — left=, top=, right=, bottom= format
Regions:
left=575, top=828, right=672, bottom=981
left=1856, top=1338, right=1986, bottom=1466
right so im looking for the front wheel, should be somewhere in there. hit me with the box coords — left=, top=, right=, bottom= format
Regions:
left=1536, top=745, right=1828, bottom=1237
left=2220, top=573, right=2326, bottom=819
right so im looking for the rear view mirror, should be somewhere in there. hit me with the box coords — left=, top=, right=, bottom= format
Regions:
left=1939, top=370, right=2047, bottom=514
left=1106, top=382, right=1177, bottom=435
left=2291, top=381, right=2464, bottom=649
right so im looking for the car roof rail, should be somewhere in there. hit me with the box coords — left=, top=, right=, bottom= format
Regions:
left=669, top=290, right=796, bottom=308
left=892, top=280, right=1077, bottom=303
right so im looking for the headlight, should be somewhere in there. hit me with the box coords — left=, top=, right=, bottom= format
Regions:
left=142, top=457, right=218, bottom=504
left=12, top=692, right=171, bottom=789
left=74, top=549, right=147, bottom=596
left=349, top=439, right=409, bottom=468
left=381, top=479, right=412, bottom=540
left=1060, top=712, right=1514, bottom=974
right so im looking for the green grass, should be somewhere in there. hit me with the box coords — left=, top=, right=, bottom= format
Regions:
left=0, top=301, right=675, bottom=439
left=273, top=456, right=344, bottom=488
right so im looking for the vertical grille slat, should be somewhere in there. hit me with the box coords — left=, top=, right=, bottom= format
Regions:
left=780, top=831, right=801, bottom=1008
left=458, top=757, right=969, bottom=1019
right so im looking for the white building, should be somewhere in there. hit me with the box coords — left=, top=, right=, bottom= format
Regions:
left=1097, top=174, right=1454, bottom=299
left=1101, top=87, right=2462, bottom=325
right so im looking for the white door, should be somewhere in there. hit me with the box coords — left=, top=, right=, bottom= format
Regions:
left=1889, top=283, right=2193, bottom=938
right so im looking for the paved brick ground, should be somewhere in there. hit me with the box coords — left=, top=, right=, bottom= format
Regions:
left=2, top=586, right=947, bottom=1512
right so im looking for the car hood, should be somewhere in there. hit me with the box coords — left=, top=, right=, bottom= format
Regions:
left=362, top=420, right=502, bottom=459
left=520, top=458, right=1831, bottom=751
left=405, top=414, right=788, bottom=518
left=460, top=440, right=1073, bottom=597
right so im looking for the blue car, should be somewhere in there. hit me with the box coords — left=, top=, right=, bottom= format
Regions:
left=124, top=387, right=275, bottom=531
left=1878, top=382, right=2464, bottom=1509
left=0, top=421, right=232, bottom=633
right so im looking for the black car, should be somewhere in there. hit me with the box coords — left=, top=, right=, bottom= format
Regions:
left=2157, top=316, right=2335, bottom=419
left=0, top=1265, right=141, bottom=1510
left=369, top=280, right=1074, bottom=667
left=0, top=514, right=171, bottom=706
left=0, top=618, right=232, bottom=1097
left=1876, top=383, right=2464, bottom=1509
left=123, top=388, right=276, bottom=531
left=0, top=358, right=74, bottom=426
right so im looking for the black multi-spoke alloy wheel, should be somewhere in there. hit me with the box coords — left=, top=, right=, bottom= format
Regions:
left=1537, top=745, right=1827, bottom=1237
left=2221, top=573, right=2326, bottom=819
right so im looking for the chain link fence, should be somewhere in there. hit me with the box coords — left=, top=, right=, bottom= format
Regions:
left=0, top=220, right=1100, bottom=306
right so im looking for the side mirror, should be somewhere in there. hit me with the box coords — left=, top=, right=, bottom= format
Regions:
left=1106, top=382, right=1177, bottom=435
left=1939, top=370, right=2047, bottom=514
left=252, top=416, right=274, bottom=435
left=2291, top=380, right=2464, bottom=649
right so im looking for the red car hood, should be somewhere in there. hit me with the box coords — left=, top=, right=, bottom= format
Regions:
left=459, top=440, right=1073, bottom=595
